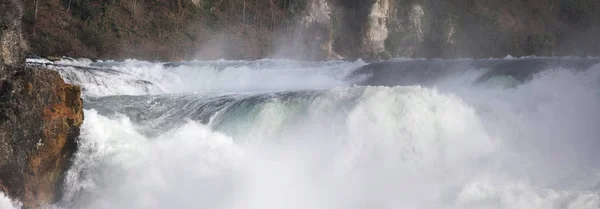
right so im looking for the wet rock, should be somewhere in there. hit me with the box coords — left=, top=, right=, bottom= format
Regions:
left=0, top=67, right=84, bottom=209
left=1, top=0, right=84, bottom=208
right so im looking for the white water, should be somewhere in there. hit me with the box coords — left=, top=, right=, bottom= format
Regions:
left=43, top=59, right=366, bottom=97
left=11, top=58, right=600, bottom=209
left=0, top=192, right=20, bottom=209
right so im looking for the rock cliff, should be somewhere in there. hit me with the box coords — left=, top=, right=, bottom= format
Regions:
left=0, top=0, right=84, bottom=208
left=0, top=0, right=25, bottom=72
left=322, top=0, right=600, bottom=60
left=19, top=0, right=600, bottom=60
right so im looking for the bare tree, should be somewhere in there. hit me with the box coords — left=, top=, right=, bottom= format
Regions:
left=34, top=0, right=38, bottom=21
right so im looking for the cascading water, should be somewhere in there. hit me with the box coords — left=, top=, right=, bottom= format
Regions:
left=5, top=57, right=600, bottom=209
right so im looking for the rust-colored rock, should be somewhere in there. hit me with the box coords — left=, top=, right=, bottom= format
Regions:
left=2, top=1, right=84, bottom=208
left=0, top=67, right=83, bottom=208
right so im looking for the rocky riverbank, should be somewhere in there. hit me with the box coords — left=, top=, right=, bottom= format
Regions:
left=20, top=0, right=600, bottom=61
left=1, top=0, right=84, bottom=208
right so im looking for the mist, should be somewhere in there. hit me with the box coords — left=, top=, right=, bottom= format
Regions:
left=5, top=0, right=600, bottom=208
left=26, top=58, right=596, bottom=209
left=0, top=192, right=20, bottom=209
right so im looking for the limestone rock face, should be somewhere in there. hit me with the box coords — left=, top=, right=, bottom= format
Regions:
left=274, top=0, right=337, bottom=60
left=300, top=0, right=335, bottom=60
left=362, top=0, right=390, bottom=57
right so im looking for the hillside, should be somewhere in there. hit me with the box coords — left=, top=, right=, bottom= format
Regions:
left=21, top=0, right=600, bottom=61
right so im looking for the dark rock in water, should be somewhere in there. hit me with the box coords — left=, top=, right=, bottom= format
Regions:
left=0, top=67, right=84, bottom=208
left=1, top=0, right=84, bottom=208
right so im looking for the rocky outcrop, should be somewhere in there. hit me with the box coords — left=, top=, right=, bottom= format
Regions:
left=0, top=0, right=25, bottom=72
left=347, top=0, right=600, bottom=59
left=276, top=0, right=337, bottom=60
left=362, top=0, right=390, bottom=57
left=384, top=1, right=429, bottom=58
left=286, top=0, right=600, bottom=60
left=0, top=0, right=84, bottom=208
left=0, top=68, right=83, bottom=209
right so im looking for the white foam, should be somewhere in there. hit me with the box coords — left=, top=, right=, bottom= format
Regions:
left=60, top=78, right=600, bottom=209
left=52, top=59, right=364, bottom=97
left=18, top=56, right=593, bottom=209
left=55, top=58, right=95, bottom=66
left=0, top=193, right=21, bottom=209
left=26, top=57, right=52, bottom=64
left=62, top=110, right=245, bottom=209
